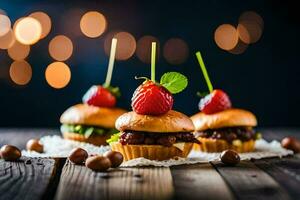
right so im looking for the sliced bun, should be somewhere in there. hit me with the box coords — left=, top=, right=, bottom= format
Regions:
left=193, top=138, right=255, bottom=153
left=111, top=142, right=193, bottom=161
left=62, top=132, right=110, bottom=146
left=115, top=110, right=195, bottom=133
left=60, top=104, right=127, bottom=128
left=191, top=108, right=257, bottom=131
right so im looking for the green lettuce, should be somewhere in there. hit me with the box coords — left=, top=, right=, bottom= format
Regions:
left=61, top=124, right=118, bottom=138
left=106, top=132, right=121, bottom=144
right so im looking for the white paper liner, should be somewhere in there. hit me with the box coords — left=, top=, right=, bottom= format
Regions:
left=22, top=135, right=293, bottom=167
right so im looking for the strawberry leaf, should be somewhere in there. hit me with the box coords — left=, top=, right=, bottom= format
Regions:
left=104, top=85, right=121, bottom=98
left=160, top=72, right=188, bottom=94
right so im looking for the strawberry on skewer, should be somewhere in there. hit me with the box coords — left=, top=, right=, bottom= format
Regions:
left=195, top=52, right=232, bottom=114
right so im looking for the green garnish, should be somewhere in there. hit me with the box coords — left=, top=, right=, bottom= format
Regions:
left=255, top=132, right=262, bottom=140
left=84, top=127, right=94, bottom=138
left=60, top=124, right=118, bottom=138
left=160, top=72, right=188, bottom=94
left=106, top=132, right=121, bottom=144
left=104, top=85, right=121, bottom=98
left=136, top=42, right=188, bottom=95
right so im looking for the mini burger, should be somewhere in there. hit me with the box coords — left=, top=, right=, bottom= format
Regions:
left=60, top=83, right=126, bottom=146
left=60, top=104, right=126, bottom=146
left=109, top=110, right=198, bottom=161
left=107, top=72, right=199, bottom=161
left=191, top=108, right=260, bottom=152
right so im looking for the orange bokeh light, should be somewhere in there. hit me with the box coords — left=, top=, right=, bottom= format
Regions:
left=238, top=11, right=264, bottom=44
left=228, top=40, right=248, bottom=55
left=49, top=35, right=73, bottom=61
left=136, top=35, right=160, bottom=63
left=104, top=31, right=136, bottom=60
left=45, top=62, right=71, bottom=89
left=239, top=11, right=264, bottom=28
left=80, top=11, right=107, bottom=38
left=214, top=24, right=239, bottom=51
left=29, top=12, right=52, bottom=39
left=0, top=14, right=11, bottom=37
left=163, top=38, right=189, bottom=65
left=8, top=41, right=30, bottom=60
left=14, top=17, right=42, bottom=45
left=9, top=60, right=32, bottom=85
left=0, top=29, right=15, bottom=49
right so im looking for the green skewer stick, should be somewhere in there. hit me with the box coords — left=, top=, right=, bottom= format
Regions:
left=151, top=42, right=156, bottom=82
left=196, top=51, right=213, bottom=92
left=104, top=38, right=118, bottom=87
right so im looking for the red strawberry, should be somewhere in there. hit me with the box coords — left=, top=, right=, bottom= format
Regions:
left=131, top=80, right=173, bottom=115
left=199, top=89, right=231, bottom=114
left=83, top=85, right=116, bottom=107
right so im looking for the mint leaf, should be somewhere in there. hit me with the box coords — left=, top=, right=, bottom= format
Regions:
left=160, top=72, right=188, bottom=94
left=106, top=132, right=121, bottom=144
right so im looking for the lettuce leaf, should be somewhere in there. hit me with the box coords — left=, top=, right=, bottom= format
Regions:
left=106, top=132, right=121, bottom=144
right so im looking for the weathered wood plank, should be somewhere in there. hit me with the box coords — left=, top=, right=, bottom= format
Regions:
left=0, top=128, right=59, bottom=149
left=170, top=163, right=234, bottom=200
left=254, top=157, right=300, bottom=199
left=55, top=160, right=174, bottom=200
left=0, top=157, right=58, bottom=200
left=212, top=161, right=291, bottom=200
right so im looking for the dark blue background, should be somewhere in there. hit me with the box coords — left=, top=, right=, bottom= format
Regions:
left=0, top=0, right=299, bottom=127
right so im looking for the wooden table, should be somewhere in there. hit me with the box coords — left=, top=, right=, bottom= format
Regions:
left=0, top=128, right=299, bottom=200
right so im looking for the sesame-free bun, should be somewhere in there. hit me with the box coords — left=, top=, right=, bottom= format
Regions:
left=60, top=104, right=127, bottom=128
left=115, top=110, right=195, bottom=133
left=191, top=108, right=257, bottom=131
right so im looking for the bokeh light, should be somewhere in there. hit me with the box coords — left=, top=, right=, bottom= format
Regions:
left=45, top=62, right=71, bottom=89
left=104, top=31, right=136, bottom=60
left=214, top=24, right=239, bottom=51
left=80, top=11, right=107, bottom=38
left=239, top=11, right=264, bottom=28
left=29, top=12, right=52, bottom=39
left=136, top=35, right=160, bottom=63
left=238, top=11, right=264, bottom=44
left=228, top=40, right=248, bottom=55
left=0, top=14, right=11, bottom=37
left=8, top=41, right=30, bottom=60
left=163, top=38, right=189, bottom=65
left=14, top=17, right=42, bottom=45
left=49, top=35, right=73, bottom=61
left=9, top=60, right=32, bottom=85
left=0, top=29, right=15, bottom=49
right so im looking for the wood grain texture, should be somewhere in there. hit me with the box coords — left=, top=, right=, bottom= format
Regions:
left=0, top=128, right=59, bottom=149
left=254, top=157, right=300, bottom=199
left=212, top=161, right=291, bottom=200
left=0, top=157, right=57, bottom=200
left=55, top=160, right=174, bottom=200
left=171, top=163, right=234, bottom=200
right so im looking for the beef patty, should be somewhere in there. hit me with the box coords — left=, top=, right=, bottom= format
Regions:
left=119, top=131, right=199, bottom=147
left=194, top=127, right=256, bottom=143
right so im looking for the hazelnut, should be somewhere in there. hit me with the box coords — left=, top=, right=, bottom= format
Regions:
left=85, top=155, right=111, bottom=171
left=220, top=150, right=240, bottom=166
left=0, top=145, right=21, bottom=161
left=68, top=148, right=88, bottom=165
left=103, top=151, right=123, bottom=168
left=26, top=139, right=44, bottom=153
left=281, top=137, right=300, bottom=153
